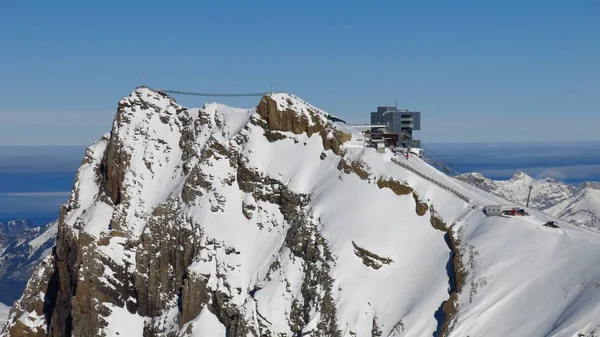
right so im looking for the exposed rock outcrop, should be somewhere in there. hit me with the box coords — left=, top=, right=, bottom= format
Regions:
left=2, top=88, right=476, bottom=337
left=438, top=228, right=468, bottom=337
left=413, top=192, right=429, bottom=216
left=351, top=241, right=393, bottom=270
left=134, top=201, right=202, bottom=317
left=376, top=176, right=413, bottom=195
left=256, top=95, right=325, bottom=137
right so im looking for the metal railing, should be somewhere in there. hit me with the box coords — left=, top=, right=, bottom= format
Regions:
left=391, top=157, right=471, bottom=203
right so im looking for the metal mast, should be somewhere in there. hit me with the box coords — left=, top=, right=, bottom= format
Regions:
left=526, top=184, right=533, bottom=207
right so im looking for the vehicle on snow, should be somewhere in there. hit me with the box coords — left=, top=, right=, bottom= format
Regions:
left=483, top=205, right=530, bottom=217
left=543, top=221, right=559, bottom=228
left=502, top=208, right=530, bottom=216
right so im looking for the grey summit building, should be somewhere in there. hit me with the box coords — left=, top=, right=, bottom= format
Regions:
left=370, top=106, right=421, bottom=148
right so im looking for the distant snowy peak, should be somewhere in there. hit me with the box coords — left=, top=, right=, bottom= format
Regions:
left=0, top=220, right=38, bottom=239
left=454, top=172, right=496, bottom=191
left=457, top=171, right=599, bottom=230
left=2, top=220, right=30, bottom=228
left=0, top=219, right=57, bottom=305
left=457, top=171, right=572, bottom=206
left=510, top=170, right=532, bottom=182
left=582, top=181, right=600, bottom=190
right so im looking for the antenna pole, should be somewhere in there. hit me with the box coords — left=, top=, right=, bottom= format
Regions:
left=526, top=184, right=533, bottom=207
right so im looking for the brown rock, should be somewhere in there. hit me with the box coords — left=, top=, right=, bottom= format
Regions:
left=256, top=95, right=327, bottom=137
left=429, top=206, right=449, bottom=231
left=376, top=177, right=413, bottom=195
left=413, top=192, right=429, bottom=216
left=439, top=230, right=467, bottom=336
left=134, top=201, right=203, bottom=317
left=181, top=273, right=209, bottom=325
left=352, top=241, right=394, bottom=270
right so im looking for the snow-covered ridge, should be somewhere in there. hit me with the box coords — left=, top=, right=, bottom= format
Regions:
left=457, top=171, right=600, bottom=230
left=4, top=87, right=600, bottom=337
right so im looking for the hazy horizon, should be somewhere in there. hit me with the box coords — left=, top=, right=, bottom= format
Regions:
left=2, top=2, right=599, bottom=145
left=1, top=141, right=599, bottom=222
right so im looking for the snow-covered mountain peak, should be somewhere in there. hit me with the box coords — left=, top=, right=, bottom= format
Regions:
left=64, top=87, right=348, bottom=240
left=582, top=181, right=600, bottom=190
left=113, top=86, right=190, bottom=137
left=254, top=92, right=345, bottom=141
left=508, top=170, right=534, bottom=185
left=458, top=171, right=599, bottom=230
left=266, top=92, right=332, bottom=123
left=124, top=86, right=181, bottom=110
left=64, top=87, right=194, bottom=243
left=5, top=88, right=600, bottom=337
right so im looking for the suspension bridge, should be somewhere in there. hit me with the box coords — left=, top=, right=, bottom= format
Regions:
left=156, top=89, right=276, bottom=97
left=156, top=87, right=464, bottom=178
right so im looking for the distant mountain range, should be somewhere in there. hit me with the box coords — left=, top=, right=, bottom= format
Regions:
left=0, top=219, right=57, bottom=305
left=456, top=171, right=600, bottom=230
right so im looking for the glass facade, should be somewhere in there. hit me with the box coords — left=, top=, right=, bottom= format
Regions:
left=370, top=106, right=421, bottom=148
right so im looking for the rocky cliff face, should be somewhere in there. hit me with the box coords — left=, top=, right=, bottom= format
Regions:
left=0, top=88, right=451, bottom=336
left=457, top=171, right=600, bottom=230
left=4, top=88, right=600, bottom=337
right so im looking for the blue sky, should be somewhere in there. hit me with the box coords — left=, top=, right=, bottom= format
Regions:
left=1, top=1, right=598, bottom=145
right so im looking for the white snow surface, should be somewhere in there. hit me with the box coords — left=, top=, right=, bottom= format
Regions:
left=28, top=220, right=57, bottom=254
left=458, top=171, right=600, bottom=230
left=0, top=303, right=9, bottom=330
left=6, top=87, right=600, bottom=337
left=185, top=307, right=226, bottom=337
left=101, top=303, right=148, bottom=337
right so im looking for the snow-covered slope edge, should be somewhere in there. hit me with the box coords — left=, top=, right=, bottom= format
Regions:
left=0, top=303, right=9, bottom=332
left=3, top=87, right=600, bottom=337
left=457, top=171, right=600, bottom=230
